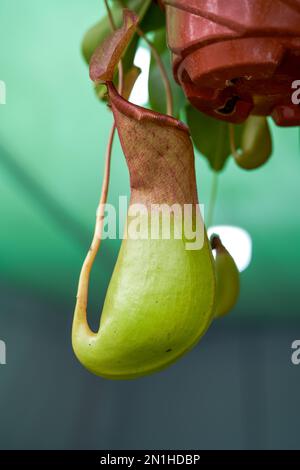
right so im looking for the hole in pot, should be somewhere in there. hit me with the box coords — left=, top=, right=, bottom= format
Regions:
left=226, top=78, right=240, bottom=86
left=217, top=95, right=240, bottom=115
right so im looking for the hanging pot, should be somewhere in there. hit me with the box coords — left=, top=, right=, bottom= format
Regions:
left=161, top=0, right=300, bottom=126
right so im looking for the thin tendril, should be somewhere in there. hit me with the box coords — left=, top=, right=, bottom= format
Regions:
left=104, top=0, right=116, bottom=29
left=75, top=124, right=116, bottom=328
left=75, top=0, right=122, bottom=329
left=207, top=172, right=219, bottom=229
left=207, top=124, right=226, bottom=228
left=136, top=27, right=173, bottom=117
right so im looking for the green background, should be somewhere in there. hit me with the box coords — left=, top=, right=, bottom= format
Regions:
left=0, top=0, right=300, bottom=450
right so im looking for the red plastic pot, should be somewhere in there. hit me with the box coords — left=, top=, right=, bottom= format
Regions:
left=161, top=0, right=300, bottom=126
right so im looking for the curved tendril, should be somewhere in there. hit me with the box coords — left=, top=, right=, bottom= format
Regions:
left=75, top=0, right=122, bottom=332
left=75, top=123, right=115, bottom=333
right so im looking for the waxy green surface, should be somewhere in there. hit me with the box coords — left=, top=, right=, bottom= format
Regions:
left=73, top=217, right=215, bottom=379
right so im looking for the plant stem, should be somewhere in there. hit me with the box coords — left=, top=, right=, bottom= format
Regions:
left=104, top=0, right=116, bottom=29
left=76, top=124, right=116, bottom=316
left=75, top=0, right=122, bottom=320
left=136, top=27, right=173, bottom=117
left=207, top=123, right=226, bottom=228
left=88, top=0, right=122, bottom=251
left=207, top=171, right=219, bottom=228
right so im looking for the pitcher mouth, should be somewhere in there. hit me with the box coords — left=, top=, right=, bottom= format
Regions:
left=107, top=82, right=189, bottom=133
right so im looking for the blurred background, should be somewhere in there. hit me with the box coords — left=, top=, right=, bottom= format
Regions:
left=0, top=0, right=300, bottom=450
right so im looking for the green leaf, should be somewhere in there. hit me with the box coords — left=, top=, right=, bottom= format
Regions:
left=148, top=29, right=186, bottom=118
left=186, top=105, right=245, bottom=172
left=140, top=1, right=166, bottom=32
